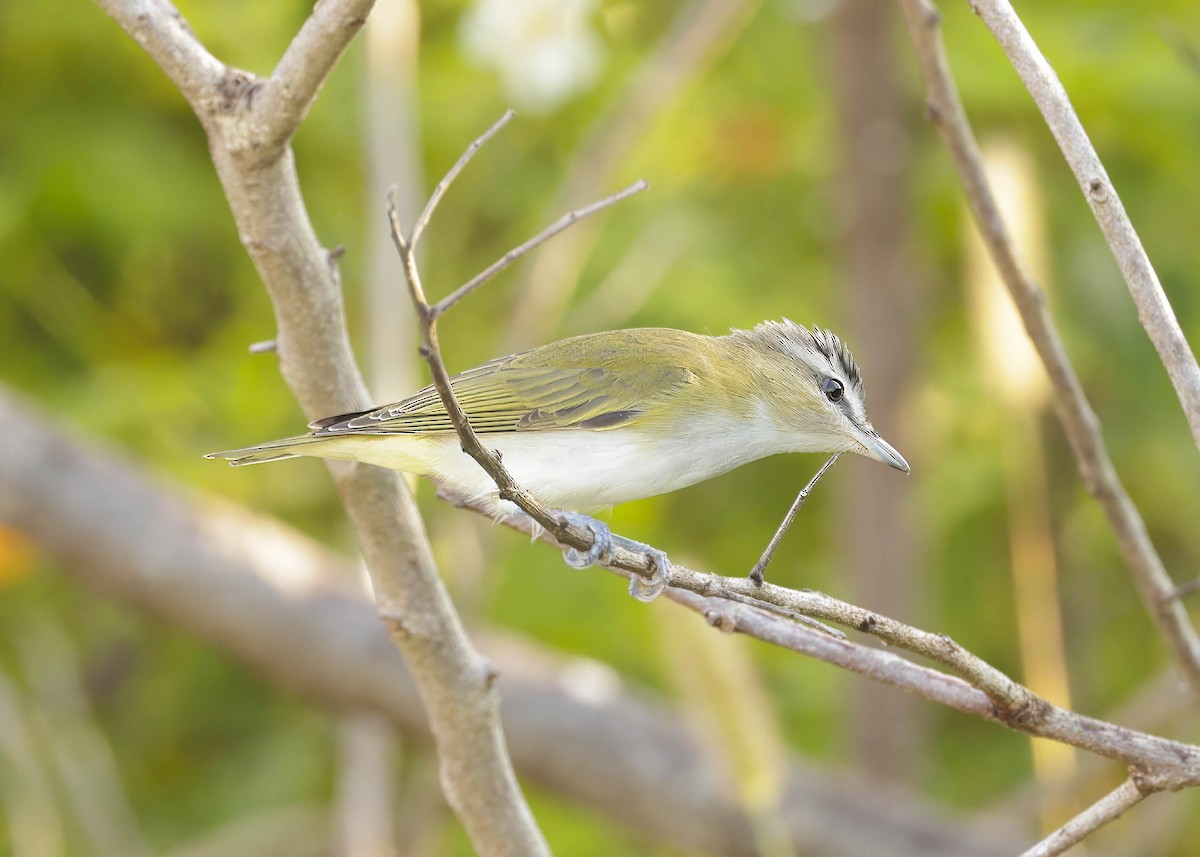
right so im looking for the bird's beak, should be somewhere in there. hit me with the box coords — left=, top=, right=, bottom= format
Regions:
left=856, top=428, right=910, bottom=473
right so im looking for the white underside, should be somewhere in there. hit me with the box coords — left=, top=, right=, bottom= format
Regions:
left=296, top=412, right=850, bottom=511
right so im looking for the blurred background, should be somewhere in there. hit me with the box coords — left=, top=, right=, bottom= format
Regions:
left=1, top=0, right=1199, bottom=854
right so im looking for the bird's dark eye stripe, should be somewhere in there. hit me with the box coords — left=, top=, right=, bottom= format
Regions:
left=821, top=377, right=844, bottom=403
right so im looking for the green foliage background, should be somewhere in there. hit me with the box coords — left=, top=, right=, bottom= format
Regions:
left=1, top=0, right=1199, bottom=854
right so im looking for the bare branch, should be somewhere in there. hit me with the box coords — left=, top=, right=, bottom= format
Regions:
left=1169, top=579, right=1200, bottom=601
left=897, top=0, right=1200, bottom=698
left=444, top=491, right=1200, bottom=790
left=432, top=178, right=649, bottom=318
left=1018, top=776, right=1151, bottom=857
left=254, top=0, right=377, bottom=155
left=410, top=109, right=516, bottom=249
left=384, top=114, right=648, bottom=562
left=968, top=0, right=1200, bottom=454
left=94, top=0, right=225, bottom=110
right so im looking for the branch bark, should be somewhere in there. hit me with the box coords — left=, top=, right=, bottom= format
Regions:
left=0, top=387, right=1025, bottom=857
left=93, top=2, right=546, bottom=853
left=896, top=0, right=1200, bottom=699
left=467, top=496, right=1200, bottom=789
left=966, top=0, right=1200, bottom=454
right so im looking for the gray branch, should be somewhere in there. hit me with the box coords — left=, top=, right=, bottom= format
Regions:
left=380, top=110, right=1200, bottom=794
left=967, top=0, right=1200, bottom=454
left=1018, top=777, right=1151, bottom=857
left=92, top=1, right=546, bottom=853
left=254, top=0, right=375, bottom=159
left=458, top=495, right=1200, bottom=790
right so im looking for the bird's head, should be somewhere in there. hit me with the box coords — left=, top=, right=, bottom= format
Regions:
left=731, top=320, right=909, bottom=473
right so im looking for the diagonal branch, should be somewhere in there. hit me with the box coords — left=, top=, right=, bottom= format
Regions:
left=445, top=492, right=1200, bottom=790
left=1018, top=776, right=1153, bottom=857
left=255, top=0, right=378, bottom=156
left=967, top=0, right=1200, bottom=454
left=432, top=179, right=648, bottom=319
left=897, top=0, right=1200, bottom=699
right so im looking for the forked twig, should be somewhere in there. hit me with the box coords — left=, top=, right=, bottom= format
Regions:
left=385, top=112, right=653, bottom=573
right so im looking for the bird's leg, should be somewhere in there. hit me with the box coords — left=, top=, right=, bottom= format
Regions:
left=560, top=512, right=614, bottom=569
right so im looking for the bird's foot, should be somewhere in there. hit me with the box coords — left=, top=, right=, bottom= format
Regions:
left=627, top=546, right=671, bottom=603
left=560, top=512, right=614, bottom=569
left=558, top=513, right=672, bottom=602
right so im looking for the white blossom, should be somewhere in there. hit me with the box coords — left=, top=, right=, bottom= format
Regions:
left=460, top=0, right=605, bottom=113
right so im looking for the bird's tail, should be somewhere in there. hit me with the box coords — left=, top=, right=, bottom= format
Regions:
left=205, top=435, right=328, bottom=466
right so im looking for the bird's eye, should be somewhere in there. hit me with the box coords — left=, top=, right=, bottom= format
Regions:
left=821, top=377, right=844, bottom=403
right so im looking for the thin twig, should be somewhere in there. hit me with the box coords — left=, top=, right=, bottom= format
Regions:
left=432, top=179, right=649, bottom=319
left=410, top=109, right=516, bottom=249
left=968, top=0, right=1200, bottom=454
left=1169, top=578, right=1200, bottom=601
left=749, top=453, right=841, bottom=585
left=1018, top=776, right=1152, bottom=857
left=897, top=0, right=1200, bottom=699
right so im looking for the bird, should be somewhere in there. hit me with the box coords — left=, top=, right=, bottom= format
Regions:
left=208, top=320, right=908, bottom=512
left=209, top=320, right=907, bottom=599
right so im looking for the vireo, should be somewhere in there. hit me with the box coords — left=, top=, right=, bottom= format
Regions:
left=208, top=320, right=908, bottom=512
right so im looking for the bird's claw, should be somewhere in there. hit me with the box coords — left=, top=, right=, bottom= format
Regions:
left=559, top=512, right=671, bottom=603
left=561, top=513, right=613, bottom=569
left=629, top=548, right=671, bottom=603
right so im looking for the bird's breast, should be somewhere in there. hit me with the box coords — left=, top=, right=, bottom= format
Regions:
left=420, top=415, right=793, bottom=510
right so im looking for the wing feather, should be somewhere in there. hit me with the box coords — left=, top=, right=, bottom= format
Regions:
left=314, top=339, right=696, bottom=436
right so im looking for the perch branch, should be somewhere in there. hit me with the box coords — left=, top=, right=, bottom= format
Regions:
left=967, top=0, right=1200, bottom=454
left=443, top=493, right=1200, bottom=789
left=897, top=0, right=1200, bottom=698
